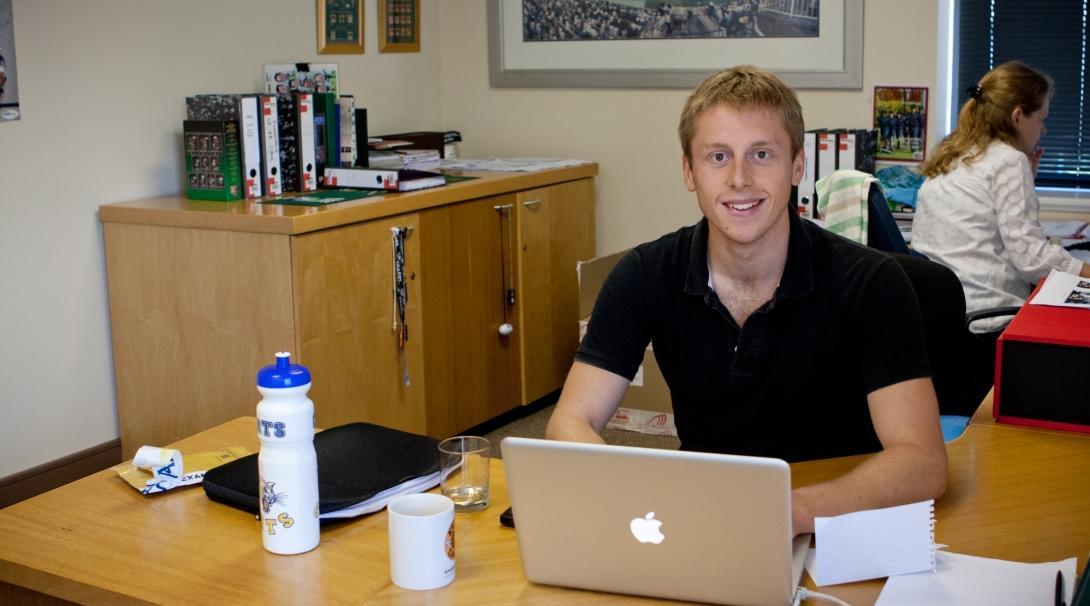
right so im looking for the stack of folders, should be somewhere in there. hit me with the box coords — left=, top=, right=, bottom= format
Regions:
left=182, top=93, right=366, bottom=201
left=399, top=149, right=441, bottom=171
left=797, top=128, right=878, bottom=218
left=324, top=167, right=446, bottom=192
left=202, top=422, right=441, bottom=520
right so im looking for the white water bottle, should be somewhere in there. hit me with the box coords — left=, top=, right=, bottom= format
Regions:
left=256, top=352, right=320, bottom=555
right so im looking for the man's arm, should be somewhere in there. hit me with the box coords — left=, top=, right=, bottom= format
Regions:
left=790, top=377, right=948, bottom=535
left=545, top=361, right=632, bottom=444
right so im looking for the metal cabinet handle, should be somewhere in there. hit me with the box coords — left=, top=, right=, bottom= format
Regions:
left=522, top=199, right=543, bottom=208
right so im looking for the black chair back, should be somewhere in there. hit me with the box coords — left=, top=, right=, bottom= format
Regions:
left=890, top=253, right=995, bottom=416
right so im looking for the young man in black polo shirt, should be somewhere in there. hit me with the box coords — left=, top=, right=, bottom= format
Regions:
left=546, top=65, right=947, bottom=535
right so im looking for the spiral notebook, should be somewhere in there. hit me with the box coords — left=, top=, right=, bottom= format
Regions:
left=806, top=500, right=937, bottom=586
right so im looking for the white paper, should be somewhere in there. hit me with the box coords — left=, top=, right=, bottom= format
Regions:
left=1029, top=269, right=1090, bottom=309
left=876, top=551, right=1076, bottom=606
left=807, top=500, right=935, bottom=586
left=439, top=157, right=589, bottom=172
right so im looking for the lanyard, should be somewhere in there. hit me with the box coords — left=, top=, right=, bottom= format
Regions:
left=391, top=226, right=410, bottom=386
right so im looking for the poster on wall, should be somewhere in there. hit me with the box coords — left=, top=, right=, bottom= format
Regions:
left=873, top=86, right=928, bottom=162
left=0, top=0, right=19, bottom=122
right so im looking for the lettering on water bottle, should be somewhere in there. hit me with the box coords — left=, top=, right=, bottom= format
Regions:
left=257, top=419, right=287, bottom=438
left=262, top=512, right=296, bottom=535
left=260, top=480, right=286, bottom=515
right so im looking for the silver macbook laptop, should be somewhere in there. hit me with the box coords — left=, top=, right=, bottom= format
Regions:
left=501, top=437, right=810, bottom=606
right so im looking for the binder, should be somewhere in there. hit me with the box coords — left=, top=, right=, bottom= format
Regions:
left=296, top=93, right=317, bottom=192
left=275, top=94, right=300, bottom=193
left=238, top=95, right=263, bottom=199
left=183, top=120, right=242, bottom=201
left=312, top=92, right=337, bottom=187
left=354, top=107, right=369, bottom=167
left=816, top=131, right=837, bottom=183
left=324, top=167, right=445, bottom=192
left=798, top=131, right=817, bottom=218
left=339, top=95, right=356, bottom=167
left=258, top=95, right=283, bottom=197
left=837, top=130, right=857, bottom=176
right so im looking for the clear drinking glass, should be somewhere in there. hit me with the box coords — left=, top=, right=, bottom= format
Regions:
left=438, top=436, right=491, bottom=512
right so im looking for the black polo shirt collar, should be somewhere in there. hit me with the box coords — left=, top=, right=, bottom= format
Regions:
left=683, top=210, right=816, bottom=301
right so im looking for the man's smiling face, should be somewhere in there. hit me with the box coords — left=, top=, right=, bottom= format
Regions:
left=682, top=104, right=804, bottom=251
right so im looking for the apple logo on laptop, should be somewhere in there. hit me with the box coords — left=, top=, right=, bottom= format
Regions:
left=630, top=512, right=665, bottom=544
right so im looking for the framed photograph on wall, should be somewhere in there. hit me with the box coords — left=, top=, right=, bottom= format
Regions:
left=0, top=0, right=20, bottom=122
left=488, top=0, right=862, bottom=89
left=379, top=0, right=420, bottom=53
left=874, top=86, right=928, bottom=162
left=317, top=0, right=364, bottom=55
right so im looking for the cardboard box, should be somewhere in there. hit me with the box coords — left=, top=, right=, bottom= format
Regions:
left=577, top=251, right=672, bottom=416
left=994, top=286, right=1090, bottom=434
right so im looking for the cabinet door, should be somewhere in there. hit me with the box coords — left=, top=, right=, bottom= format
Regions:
left=292, top=214, right=427, bottom=434
left=516, top=178, right=596, bottom=404
left=418, top=196, right=522, bottom=437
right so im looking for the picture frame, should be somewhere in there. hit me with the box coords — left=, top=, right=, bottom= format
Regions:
left=317, top=0, right=364, bottom=55
left=873, top=86, right=928, bottom=162
left=0, top=0, right=20, bottom=122
left=379, top=0, right=421, bottom=53
left=488, top=0, right=862, bottom=89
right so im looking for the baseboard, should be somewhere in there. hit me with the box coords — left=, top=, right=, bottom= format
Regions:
left=0, top=439, right=122, bottom=509
left=462, top=389, right=560, bottom=438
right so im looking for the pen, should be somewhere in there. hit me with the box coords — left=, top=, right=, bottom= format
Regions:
left=1056, top=570, right=1065, bottom=606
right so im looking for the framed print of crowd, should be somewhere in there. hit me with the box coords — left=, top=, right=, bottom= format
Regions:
left=874, top=86, right=928, bottom=162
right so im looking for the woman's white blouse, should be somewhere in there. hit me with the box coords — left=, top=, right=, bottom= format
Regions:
left=912, top=140, right=1082, bottom=329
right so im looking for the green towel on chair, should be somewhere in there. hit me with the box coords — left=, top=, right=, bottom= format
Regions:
left=815, top=170, right=878, bottom=245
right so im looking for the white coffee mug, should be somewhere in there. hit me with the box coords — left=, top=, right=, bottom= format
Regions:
left=387, top=493, right=456, bottom=590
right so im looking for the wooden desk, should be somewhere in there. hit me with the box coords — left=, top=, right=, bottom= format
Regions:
left=3, top=415, right=1089, bottom=605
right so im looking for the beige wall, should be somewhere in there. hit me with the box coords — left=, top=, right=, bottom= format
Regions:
left=0, top=0, right=442, bottom=478
left=0, top=0, right=944, bottom=478
left=439, top=0, right=940, bottom=254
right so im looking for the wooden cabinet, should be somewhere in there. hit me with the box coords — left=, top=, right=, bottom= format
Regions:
left=292, top=213, right=426, bottom=433
left=100, top=166, right=596, bottom=457
left=418, top=196, right=522, bottom=436
left=515, top=179, right=596, bottom=404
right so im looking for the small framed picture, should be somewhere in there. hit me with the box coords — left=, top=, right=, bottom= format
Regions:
left=873, top=86, right=928, bottom=162
left=379, top=0, right=420, bottom=53
left=317, top=0, right=364, bottom=55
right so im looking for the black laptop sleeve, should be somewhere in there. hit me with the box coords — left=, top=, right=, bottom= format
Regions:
left=202, top=422, right=440, bottom=517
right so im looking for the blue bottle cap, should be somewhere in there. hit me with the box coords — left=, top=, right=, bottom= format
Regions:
left=257, top=352, right=311, bottom=388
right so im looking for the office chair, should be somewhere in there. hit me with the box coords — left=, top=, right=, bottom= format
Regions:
left=889, top=253, right=1020, bottom=439
left=814, top=169, right=922, bottom=257
left=865, top=182, right=924, bottom=257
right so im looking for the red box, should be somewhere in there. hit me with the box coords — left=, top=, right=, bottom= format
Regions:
left=993, top=286, right=1090, bottom=433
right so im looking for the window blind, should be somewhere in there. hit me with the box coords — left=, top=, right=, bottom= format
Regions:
left=957, top=0, right=1088, bottom=189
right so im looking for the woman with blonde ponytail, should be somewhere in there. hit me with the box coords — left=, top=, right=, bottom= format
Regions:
left=912, top=61, right=1090, bottom=332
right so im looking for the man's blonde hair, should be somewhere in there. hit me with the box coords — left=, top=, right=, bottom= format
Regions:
left=678, top=65, right=805, bottom=160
